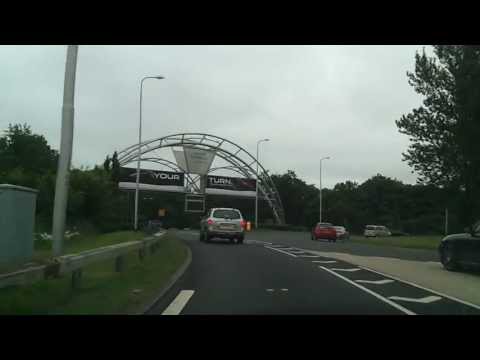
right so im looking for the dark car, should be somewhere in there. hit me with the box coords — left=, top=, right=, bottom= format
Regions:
left=438, top=220, right=480, bottom=271
left=311, top=222, right=337, bottom=242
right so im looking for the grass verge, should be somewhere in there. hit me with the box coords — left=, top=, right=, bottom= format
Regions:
left=0, top=231, right=188, bottom=314
left=349, top=235, right=442, bottom=250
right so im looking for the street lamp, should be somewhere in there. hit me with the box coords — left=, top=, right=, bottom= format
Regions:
left=319, top=156, right=330, bottom=223
left=134, top=75, right=164, bottom=231
left=255, top=138, right=270, bottom=229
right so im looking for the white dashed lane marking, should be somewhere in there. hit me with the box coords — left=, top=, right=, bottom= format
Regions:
left=388, top=295, right=442, bottom=304
left=313, top=260, right=337, bottom=264
left=264, top=246, right=298, bottom=257
left=355, top=279, right=395, bottom=285
left=162, top=290, right=195, bottom=315
left=330, top=268, right=362, bottom=272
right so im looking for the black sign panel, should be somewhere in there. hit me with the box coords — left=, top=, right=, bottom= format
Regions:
left=119, top=167, right=184, bottom=187
left=206, top=175, right=256, bottom=192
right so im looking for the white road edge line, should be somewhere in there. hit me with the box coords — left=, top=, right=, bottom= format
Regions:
left=264, top=246, right=298, bottom=257
left=318, top=266, right=416, bottom=315
left=161, top=290, right=195, bottom=315
left=313, top=260, right=337, bottom=264
left=358, top=265, right=480, bottom=310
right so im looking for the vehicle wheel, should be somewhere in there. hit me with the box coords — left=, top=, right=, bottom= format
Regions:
left=199, top=232, right=204, bottom=242
left=441, top=244, right=460, bottom=271
left=238, top=236, right=244, bottom=244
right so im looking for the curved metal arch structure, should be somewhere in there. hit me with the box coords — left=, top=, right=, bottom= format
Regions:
left=117, top=133, right=285, bottom=224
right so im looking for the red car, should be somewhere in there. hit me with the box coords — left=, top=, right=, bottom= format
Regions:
left=311, top=222, right=337, bottom=242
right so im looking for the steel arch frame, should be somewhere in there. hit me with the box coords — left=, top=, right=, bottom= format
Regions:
left=117, top=133, right=285, bottom=224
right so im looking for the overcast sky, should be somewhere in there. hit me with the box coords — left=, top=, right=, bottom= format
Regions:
left=0, top=45, right=431, bottom=188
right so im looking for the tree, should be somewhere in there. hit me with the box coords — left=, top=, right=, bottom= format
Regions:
left=0, top=123, right=58, bottom=177
left=396, top=46, right=480, bottom=225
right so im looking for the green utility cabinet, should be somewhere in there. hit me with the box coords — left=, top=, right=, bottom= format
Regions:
left=0, top=184, right=38, bottom=266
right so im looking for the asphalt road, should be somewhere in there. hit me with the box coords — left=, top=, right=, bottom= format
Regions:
left=147, top=230, right=480, bottom=315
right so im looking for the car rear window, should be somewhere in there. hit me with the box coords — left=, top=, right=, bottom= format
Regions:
left=366, top=225, right=375, bottom=230
left=212, top=209, right=241, bottom=219
left=317, top=223, right=333, bottom=228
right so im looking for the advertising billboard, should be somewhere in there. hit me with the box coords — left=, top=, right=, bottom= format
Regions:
left=118, top=167, right=185, bottom=193
left=205, top=175, right=257, bottom=198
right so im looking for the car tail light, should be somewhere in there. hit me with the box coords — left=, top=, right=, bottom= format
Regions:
left=207, top=219, right=214, bottom=225
left=240, top=220, right=246, bottom=229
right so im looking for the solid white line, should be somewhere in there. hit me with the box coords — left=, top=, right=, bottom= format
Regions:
left=318, top=266, right=416, bottom=315
left=330, top=268, right=362, bottom=272
left=388, top=295, right=442, bottom=304
left=161, top=290, right=195, bottom=315
left=355, top=279, right=395, bottom=285
left=358, top=265, right=480, bottom=310
left=313, top=260, right=337, bottom=264
left=264, top=246, right=298, bottom=257
left=297, top=255, right=321, bottom=258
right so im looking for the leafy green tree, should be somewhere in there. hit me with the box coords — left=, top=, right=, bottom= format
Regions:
left=0, top=124, right=58, bottom=178
left=396, top=46, right=480, bottom=225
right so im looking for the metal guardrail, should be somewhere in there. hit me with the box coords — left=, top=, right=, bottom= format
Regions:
left=0, top=232, right=166, bottom=290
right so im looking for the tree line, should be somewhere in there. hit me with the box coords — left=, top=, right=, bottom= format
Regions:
left=1, top=45, right=479, bottom=235
left=0, top=123, right=465, bottom=235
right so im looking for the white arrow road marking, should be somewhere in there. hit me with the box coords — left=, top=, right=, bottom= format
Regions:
left=281, top=289, right=288, bottom=292
left=162, top=290, right=195, bottom=315
left=355, top=279, right=395, bottom=285
left=264, top=246, right=298, bottom=257
left=330, top=268, right=362, bottom=272
left=388, top=295, right=442, bottom=304
left=266, top=289, right=275, bottom=292
left=313, top=260, right=337, bottom=264
left=319, top=266, right=416, bottom=315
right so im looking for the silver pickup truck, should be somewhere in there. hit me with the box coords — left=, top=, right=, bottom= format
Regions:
left=199, top=208, right=246, bottom=244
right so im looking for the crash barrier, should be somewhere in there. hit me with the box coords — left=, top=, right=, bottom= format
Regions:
left=0, top=233, right=165, bottom=290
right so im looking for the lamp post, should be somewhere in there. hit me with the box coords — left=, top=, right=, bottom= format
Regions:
left=52, top=45, right=79, bottom=257
left=255, top=138, right=269, bottom=229
left=319, top=156, right=330, bottom=223
left=134, top=75, right=164, bottom=231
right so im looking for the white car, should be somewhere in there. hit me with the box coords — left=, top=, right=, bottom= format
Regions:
left=199, top=208, right=246, bottom=244
left=364, top=225, right=391, bottom=237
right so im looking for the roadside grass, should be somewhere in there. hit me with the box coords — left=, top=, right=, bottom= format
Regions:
left=0, top=232, right=188, bottom=314
left=31, top=231, right=145, bottom=264
left=349, top=235, right=442, bottom=250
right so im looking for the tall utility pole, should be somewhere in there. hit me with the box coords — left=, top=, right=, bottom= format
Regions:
left=134, top=75, right=164, bottom=231
left=52, top=45, right=79, bottom=257
left=319, top=156, right=330, bottom=223
left=255, top=138, right=269, bottom=229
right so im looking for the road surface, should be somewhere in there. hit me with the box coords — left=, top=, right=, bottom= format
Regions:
left=147, top=230, right=480, bottom=315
